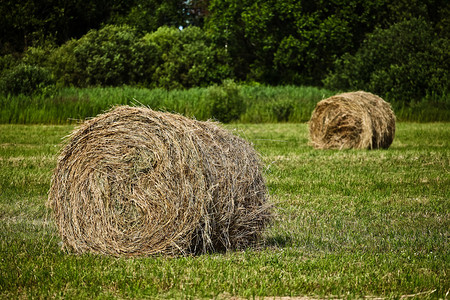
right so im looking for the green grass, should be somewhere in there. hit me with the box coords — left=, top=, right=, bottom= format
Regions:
left=0, top=85, right=334, bottom=124
left=1, top=85, right=448, bottom=124
left=1, top=122, right=449, bottom=299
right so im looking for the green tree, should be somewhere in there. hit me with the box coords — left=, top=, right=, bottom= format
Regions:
left=205, top=0, right=449, bottom=86
left=324, top=18, right=449, bottom=102
left=108, top=0, right=212, bottom=32
left=110, top=0, right=186, bottom=33
left=0, top=0, right=132, bottom=54
left=205, top=0, right=390, bottom=85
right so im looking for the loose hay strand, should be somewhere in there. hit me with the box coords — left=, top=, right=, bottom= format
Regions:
left=308, top=91, right=396, bottom=150
left=48, top=106, right=272, bottom=257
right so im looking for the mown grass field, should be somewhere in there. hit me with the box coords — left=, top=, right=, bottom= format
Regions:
left=0, top=122, right=449, bottom=299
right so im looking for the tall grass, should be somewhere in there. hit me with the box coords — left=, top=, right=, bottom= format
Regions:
left=0, top=87, right=212, bottom=124
left=0, top=85, right=448, bottom=124
left=239, top=85, right=334, bottom=123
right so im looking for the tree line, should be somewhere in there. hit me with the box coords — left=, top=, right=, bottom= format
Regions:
left=0, top=0, right=448, bottom=103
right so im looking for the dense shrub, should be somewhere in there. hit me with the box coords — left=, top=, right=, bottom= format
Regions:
left=49, top=25, right=147, bottom=87
left=208, top=80, right=245, bottom=123
left=75, top=25, right=147, bottom=86
left=271, top=98, right=295, bottom=122
left=143, top=26, right=232, bottom=89
left=49, top=39, right=82, bottom=87
left=0, top=64, right=54, bottom=95
left=22, top=45, right=55, bottom=68
left=0, top=54, right=20, bottom=76
left=324, top=18, right=449, bottom=102
left=48, top=25, right=231, bottom=89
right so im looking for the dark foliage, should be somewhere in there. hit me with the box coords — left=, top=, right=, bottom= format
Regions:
left=324, top=18, right=449, bottom=102
left=0, top=64, right=54, bottom=95
left=0, top=0, right=448, bottom=104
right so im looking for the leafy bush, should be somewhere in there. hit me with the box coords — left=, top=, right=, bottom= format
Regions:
left=76, top=25, right=147, bottom=86
left=143, top=26, right=232, bottom=89
left=49, top=39, right=82, bottom=87
left=0, top=64, right=55, bottom=95
left=0, top=55, right=20, bottom=76
left=208, top=80, right=245, bottom=123
left=50, top=25, right=147, bottom=87
left=271, top=98, right=295, bottom=122
left=22, top=45, right=55, bottom=68
left=324, top=18, right=449, bottom=102
left=49, top=25, right=231, bottom=89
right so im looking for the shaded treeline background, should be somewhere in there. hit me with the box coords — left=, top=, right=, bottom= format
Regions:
left=0, top=0, right=448, bottom=123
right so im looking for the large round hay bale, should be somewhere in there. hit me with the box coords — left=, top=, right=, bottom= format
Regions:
left=308, top=91, right=396, bottom=150
left=48, top=106, right=271, bottom=257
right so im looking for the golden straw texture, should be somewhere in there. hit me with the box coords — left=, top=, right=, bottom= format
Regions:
left=308, top=91, right=396, bottom=150
left=48, top=106, right=271, bottom=257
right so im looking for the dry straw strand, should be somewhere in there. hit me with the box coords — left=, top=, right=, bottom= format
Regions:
left=48, top=106, right=272, bottom=257
left=308, top=91, right=396, bottom=150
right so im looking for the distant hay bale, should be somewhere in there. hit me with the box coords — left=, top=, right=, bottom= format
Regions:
left=308, top=91, right=396, bottom=150
left=48, top=106, right=271, bottom=257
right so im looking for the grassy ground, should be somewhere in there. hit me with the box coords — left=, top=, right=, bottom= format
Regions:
left=0, top=122, right=449, bottom=299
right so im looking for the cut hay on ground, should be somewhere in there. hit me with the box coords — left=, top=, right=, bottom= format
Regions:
left=48, top=106, right=272, bottom=257
left=308, top=91, right=396, bottom=150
